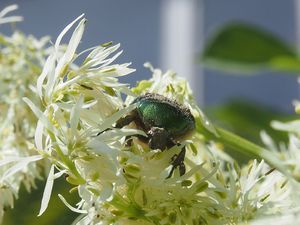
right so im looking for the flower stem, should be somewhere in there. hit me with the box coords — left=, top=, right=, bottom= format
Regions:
left=197, top=122, right=295, bottom=180
left=110, top=193, right=145, bottom=218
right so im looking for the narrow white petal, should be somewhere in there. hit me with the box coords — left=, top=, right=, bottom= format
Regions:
left=70, top=95, right=84, bottom=137
left=55, top=18, right=86, bottom=78
left=0, top=4, right=18, bottom=18
left=37, top=54, right=55, bottom=98
left=64, top=18, right=86, bottom=63
left=88, top=139, right=117, bottom=157
left=55, top=75, right=81, bottom=91
left=0, top=157, right=21, bottom=167
left=99, top=50, right=123, bottom=68
left=55, top=14, right=84, bottom=50
left=53, top=170, right=67, bottom=179
left=1, top=155, right=43, bottom=182
left=35, top=120, right=44, bottom=151
left=0, top=16, right=23, bottom=24
left=23, top=97, right=54, bottom=132
left=38, top=164, right=55, bottom=216
left=58, top=194, right=87, bottom=214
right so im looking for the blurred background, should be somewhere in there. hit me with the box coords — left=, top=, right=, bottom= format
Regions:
left=1, top=0, right=299, bottom=110
left=1, top=0, right=299, bottom=224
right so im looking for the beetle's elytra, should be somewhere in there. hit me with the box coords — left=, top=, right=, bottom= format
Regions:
left=133, top=93, right=195, bottom=139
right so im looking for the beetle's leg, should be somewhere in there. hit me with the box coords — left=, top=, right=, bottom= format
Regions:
left=97, top=112, right=138, bottom=136
left=124, top=134, right=148, bottom=147
left=166, top=146, right=186, bottom=178
left=96, top=128, right=110, bottom=136
left=115, top=113, right=137, bottom=128
left=178, top=147, right=186, bottom=176
left=147, top=128, right=186, bottom=178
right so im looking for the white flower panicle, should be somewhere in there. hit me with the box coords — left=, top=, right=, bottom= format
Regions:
left=23, top=14, right=291, bottom=225
left=246, top=120, right=300, bottom=225
left=24, top=14, right=138, bottom=223
left=0, top=5, right=50, bottom=224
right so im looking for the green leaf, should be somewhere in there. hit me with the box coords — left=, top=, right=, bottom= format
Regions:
left=3, top=177, right=79, bottom=225
left=201, top=23, right=300, bottom=73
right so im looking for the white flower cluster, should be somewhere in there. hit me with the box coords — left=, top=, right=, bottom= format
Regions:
left=0, top=5, right=51, bottom=223
left=21, top=15, right=292, bottom=225
left=0, top=6, right=299, bottom=225
left=246, top=106, right=300, bottom=225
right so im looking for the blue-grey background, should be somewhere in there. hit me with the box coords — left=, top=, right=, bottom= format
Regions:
left=204, top=1, right=298, bottom=112
left=0, top=0, right=298, bottom=112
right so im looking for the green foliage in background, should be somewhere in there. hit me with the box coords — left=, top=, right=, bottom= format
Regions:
left=202, top=23, right=300, bottom=73
left=3, top=178, right=78, bottom=225
left=201, top=22, right=300, bottom=163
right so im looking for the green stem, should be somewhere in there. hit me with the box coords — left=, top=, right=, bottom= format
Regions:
left=197, top=123, right=295, bottom=180
left=110, top=193, right=145, bottom=218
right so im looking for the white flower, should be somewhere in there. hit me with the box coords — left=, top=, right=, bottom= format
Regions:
left=24, top=14, right=138, bottom=223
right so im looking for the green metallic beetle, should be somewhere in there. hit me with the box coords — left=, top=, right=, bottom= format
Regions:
left=114, top=93, right=196, bottom=178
